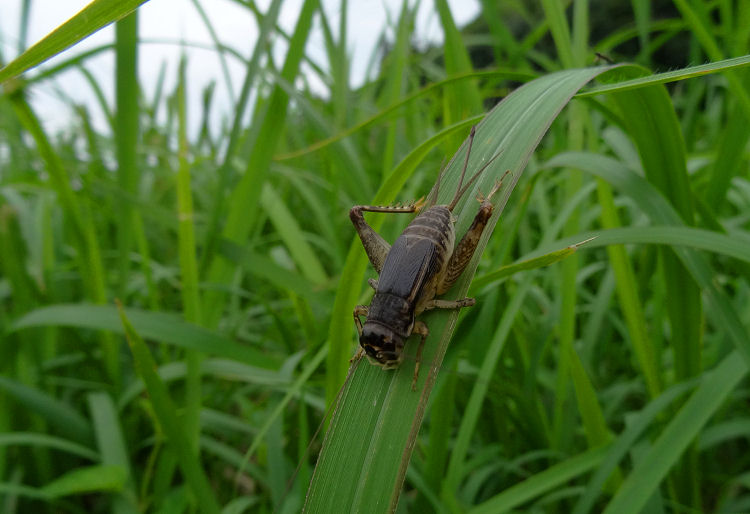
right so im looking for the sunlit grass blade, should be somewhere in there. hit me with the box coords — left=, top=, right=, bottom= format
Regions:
left=0, top=0, right=149, bottom=83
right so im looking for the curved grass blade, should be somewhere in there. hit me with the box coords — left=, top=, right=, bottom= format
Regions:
left=306, top=65, right=614, bottom=514
left=576, top=54, right=750, bottom=98
left=468, top=445, right=610, bottom=514
left=548, top=152, right=750, bottom=365
left=471, top=237, right=592, bottom=289
left=117, top=302, right=221, bottom=514
left=11, top=304, right=279, bottom=368
left=524, top=226, right=750, bottom=266
left=0, top=0, right=150, bottom=83
left=603, top=353, right=747, bottom=514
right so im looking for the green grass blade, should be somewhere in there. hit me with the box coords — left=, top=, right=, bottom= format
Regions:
left=471, top=238, right=588, bottom=289
left=548, top=152, right=750, bottom=365
left=671, top=0, right=750, bottom=120
left=435, top=0, right=482, bottom=128
left=175, top=54, right=204, bottom=449
left=200, top=0, right=284, bottom=275
left=576, top=54, right=750, bottom=98
left=11, top=304, right=280, bottom=368
left=114, top=13, right=139, bottom=297
left=0, top=0, right=149, bottom=83
left=203, top=0, right=319, bottom=327
left=87, top=392, right=139, bottom=513
left=595, top=178, right=661, bottom=398
left=0, top=376, right=93, bottom=444
left=378, top=2, right=412, bottom=176
left=260, top=183, right=328, bottom=284
left=0, top=433, right=98, bottom=461
left=573, top=379, right=698, bottom=514
left=442, top=275, right=534, bottom=505
left=528, top=226, right=750, bottom=265
left=275, top=69, right=535, bottom=162
left=541, top=0, right=574, bottom=67
left=603, top=353, right=748, bottom=514
left=468, top=445, right=610, bottom=514
left=41, top=465, right=127, bottom=498
left=307, top=66, right=612, bottom=514
left=117, top=302, right=221, bottom=514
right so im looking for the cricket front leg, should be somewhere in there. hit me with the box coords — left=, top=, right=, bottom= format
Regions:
left=353, top=305, right=369, bottom=336
left=349, top=199, right=425, bottom=273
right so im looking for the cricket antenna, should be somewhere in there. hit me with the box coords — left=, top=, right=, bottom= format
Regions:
left=448, top=126, right=476, bottom=211
left=448, top=127, right=503, bottom=211
left=426, top=157, right=448, bottom=207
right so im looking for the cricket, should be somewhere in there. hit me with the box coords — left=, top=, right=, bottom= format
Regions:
left=350, top=126, right=506, bottom=390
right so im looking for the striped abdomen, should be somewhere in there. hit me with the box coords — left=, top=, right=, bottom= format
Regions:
left=401, top=205, right=455, bottom=278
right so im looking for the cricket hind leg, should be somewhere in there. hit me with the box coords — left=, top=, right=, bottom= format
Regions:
left=349, top=199, right=425, bottom=273
left=423, top=298, right=476, bottom=310
left=437, top=174, right=508, bottom=295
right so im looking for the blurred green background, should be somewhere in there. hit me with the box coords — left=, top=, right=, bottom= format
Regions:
left=1, top=0, right=750, bottom=513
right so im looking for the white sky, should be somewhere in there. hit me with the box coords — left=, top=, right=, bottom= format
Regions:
left=0, top=0, right=479, bottom=135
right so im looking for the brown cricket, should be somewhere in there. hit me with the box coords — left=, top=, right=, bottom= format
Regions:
left=350, top=126, right=505, bottom=389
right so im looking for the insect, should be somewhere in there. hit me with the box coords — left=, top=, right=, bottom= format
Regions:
left=350, top=126, right=505, bottom=389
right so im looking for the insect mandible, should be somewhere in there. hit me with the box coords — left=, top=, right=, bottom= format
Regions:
left=350, top=126, right=506, bottom=390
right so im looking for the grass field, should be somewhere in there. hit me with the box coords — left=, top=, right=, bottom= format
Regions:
left=1, top=1, right=750, bottom=513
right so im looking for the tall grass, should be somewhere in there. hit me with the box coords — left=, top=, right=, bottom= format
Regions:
left=1, top=1, right=749, bottom=513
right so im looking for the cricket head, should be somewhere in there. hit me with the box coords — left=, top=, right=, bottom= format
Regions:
left=360, top=322, right=404, bottom=369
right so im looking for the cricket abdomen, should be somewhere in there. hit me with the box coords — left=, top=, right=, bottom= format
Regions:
left=401, top=205, right=455, bottom=261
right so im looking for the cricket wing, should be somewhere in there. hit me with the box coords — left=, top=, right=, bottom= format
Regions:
left=377, top=235, right=439, bottom=302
